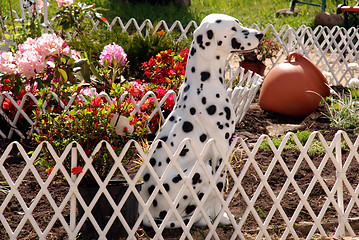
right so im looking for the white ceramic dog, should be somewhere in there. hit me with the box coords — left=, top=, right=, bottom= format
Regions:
left=140, top=13, right=263, bottom=228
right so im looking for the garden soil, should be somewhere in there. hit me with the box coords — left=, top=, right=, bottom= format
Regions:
left=1, top=86, right=359, bottom=239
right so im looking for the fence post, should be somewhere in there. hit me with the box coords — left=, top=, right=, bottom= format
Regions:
left=335, top=133, right=345, bottom=237
left=70, top=146, right=78, bottom=234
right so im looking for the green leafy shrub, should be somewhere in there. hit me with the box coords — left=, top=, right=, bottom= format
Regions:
left=323, top=89, right=359, bottom=133
left=67, top=26, right=191, bottom=79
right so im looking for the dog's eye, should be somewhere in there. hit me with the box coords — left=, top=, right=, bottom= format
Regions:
left=242, top=30, right=249, bottom=36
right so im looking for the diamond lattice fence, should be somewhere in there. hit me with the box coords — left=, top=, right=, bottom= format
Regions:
left=0, top=131, right=359, bottom=239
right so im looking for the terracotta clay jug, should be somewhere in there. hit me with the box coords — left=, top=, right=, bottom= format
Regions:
left=259, top=52, right=330, bottom=117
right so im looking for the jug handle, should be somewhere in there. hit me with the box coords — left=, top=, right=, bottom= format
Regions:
left=286, top=52, right=303, bottom=62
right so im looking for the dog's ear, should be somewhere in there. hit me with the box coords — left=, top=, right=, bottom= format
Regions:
left=193, top=22, right=217, bottom=60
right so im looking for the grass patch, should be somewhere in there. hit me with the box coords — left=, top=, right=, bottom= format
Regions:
left=1, top=0, right=357, bottom=30
left=260, top=130, right=327, bottom=156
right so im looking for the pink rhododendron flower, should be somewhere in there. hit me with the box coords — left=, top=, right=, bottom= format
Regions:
left=56, top=0, right=74, bottom=8
left=17, top=37, right=37, bottom=54
left=25, top=81, right=39, bottom=94
left=62, top=46, right=81, bottom=60
left=16, top=50, right=47, bottom=79
left=99, top=43, right=127, bottom=67
left=37, top=0, right=49, bottom=14
left=0, top=52, right=18, bottom=74
left=36, top=33, right=66, bottom=57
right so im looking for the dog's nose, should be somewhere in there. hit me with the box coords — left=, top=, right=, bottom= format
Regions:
left=255, top=33, right=264, bottom=41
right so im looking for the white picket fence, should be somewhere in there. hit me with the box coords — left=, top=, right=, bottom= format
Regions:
left=1, top=130, right=359, bottom=239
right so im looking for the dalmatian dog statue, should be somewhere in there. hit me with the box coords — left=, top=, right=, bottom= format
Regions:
left=140, top=13, right=263, bottom=228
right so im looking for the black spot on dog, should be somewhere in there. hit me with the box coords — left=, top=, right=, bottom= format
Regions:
left=201, top=72, right=210, bottom=81
left=184, top=85, right=190, bottom=92
left=183, top=195, right=188, bottom=199
left=150, top=158, right=156, bottom=166
left=185, top=205, right=196, bottom=214
left=217, top=182, right=224, bottom=192
left=182, top=121, right=193, bottom=133
left=216, top=19, right=222, bottom=23
left=190, top=107, right=196, bottom=115
left=172, top=174, right=182, bottom=183
left=224, top=107, right=231, bottom=120
left=202, top=97, right=207, bottom=105
left=216, top=93, right=220, bottom=98
left=190, top=47, right=196, bottom=56
left=170, top=222, right=175, bottom=228
left=169, top=116, right=175, bottom=121
left=159, top=210, right=167, bottom=219
left=166, top=157, right=170, bottom=163
left=143, top=173, right=150, bottom=182
left=205, top=42, right=211, bottom=46
left=219, top=77, right=223, bottom=84
left=231, top=27, right=237, bottom=32
left=153, top=199, right=158, bottom=207
left=218, top=41, right=223, bottom=46
left=199, top=134, right=207, bottom=142
left=192, top=173, right=201, bottom=184
left=191, top=67, right=195, bottom=73
left=184, top=219, right=189, bottom=225
left=180, top=146, right=189, bottom=157
left=231, top=38, right=241, bottom=49
left=148, top=185, right=155, bottom=195
left=196, top=34, right=203, bottom=45
left=207, top=30, right=214, bottom=39
left=216, top=56, right=220, bottom=60
left=198, top=193, right=204, bottom=200
left=206, top=105, right=217, bottom=115
left=163, top=183, right=170, bottom=192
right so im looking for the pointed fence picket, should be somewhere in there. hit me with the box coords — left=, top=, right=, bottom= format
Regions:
left=0, top=131, right=359, bottom=239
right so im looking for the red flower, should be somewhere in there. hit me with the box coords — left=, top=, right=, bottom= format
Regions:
left=2, top=99, right=10, bottom=110
left=92, top=97, right=102, bottom=108
left=47, top=168, right=54, bottom=176
left=71, top=166, right=83, bottom=174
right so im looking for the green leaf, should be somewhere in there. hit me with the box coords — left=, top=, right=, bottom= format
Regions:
left=58, top=69, right=68, bottom=82
left=79, top=62, right=91, bottom=82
